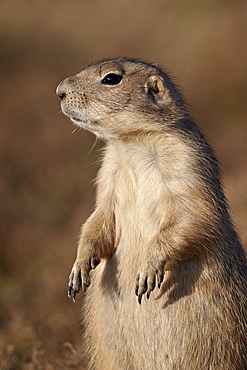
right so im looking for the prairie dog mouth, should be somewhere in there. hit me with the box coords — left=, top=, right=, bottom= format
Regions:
left=61, top=105, right=83, bottom=123
left=71, top=116, right=83, bottom=122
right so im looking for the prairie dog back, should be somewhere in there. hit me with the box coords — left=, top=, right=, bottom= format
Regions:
left=57, top=58, right=247, bottom=370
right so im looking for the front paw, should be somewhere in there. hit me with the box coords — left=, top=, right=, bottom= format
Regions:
left=68, top=256, right=100, bottom=302
left=135, top=263, right=165, bottom=304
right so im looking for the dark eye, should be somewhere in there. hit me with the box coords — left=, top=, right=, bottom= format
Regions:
left=101, top=73, right=122, bottom=85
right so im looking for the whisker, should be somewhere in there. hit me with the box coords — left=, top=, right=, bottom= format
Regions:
left=85, top=137, right=99, bottom=159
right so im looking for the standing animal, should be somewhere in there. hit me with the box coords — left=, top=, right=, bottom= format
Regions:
left=56, top=57, right=247, bottom=370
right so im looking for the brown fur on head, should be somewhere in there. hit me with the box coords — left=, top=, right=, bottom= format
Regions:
left=56, top=58, right=186, bottom=140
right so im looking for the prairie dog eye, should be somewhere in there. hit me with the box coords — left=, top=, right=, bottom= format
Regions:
left=101, top=73, right=123, bottom=85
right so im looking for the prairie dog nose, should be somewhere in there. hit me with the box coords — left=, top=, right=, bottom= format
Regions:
left=56, top=79, right=67, bottom=100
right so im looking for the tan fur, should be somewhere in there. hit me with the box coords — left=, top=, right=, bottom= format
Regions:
left=57, top=58, right=247, bottom=370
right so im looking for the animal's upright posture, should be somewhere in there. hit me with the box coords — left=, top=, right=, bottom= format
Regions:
left=56, top=58, right=247, bottom=370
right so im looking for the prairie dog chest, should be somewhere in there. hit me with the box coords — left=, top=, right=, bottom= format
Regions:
left=102, top=140, right=170, bottom=238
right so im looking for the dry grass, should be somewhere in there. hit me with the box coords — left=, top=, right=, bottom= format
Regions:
left=0, top=0, right=246, bottom=368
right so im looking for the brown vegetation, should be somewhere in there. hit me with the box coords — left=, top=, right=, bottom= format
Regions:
left=0, top=0, right=247, bottom=368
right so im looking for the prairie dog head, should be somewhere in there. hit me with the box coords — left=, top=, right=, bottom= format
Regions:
left=56, top=58, right=185, bottom=140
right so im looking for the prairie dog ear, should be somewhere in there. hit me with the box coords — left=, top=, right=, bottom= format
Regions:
left=145, top=75, right=172, bottom=104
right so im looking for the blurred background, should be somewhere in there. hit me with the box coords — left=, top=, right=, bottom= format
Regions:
left=0, top=0, right=246, bottom=368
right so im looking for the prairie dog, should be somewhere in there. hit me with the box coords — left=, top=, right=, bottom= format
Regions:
left=56, top=58, right=247, bottom=370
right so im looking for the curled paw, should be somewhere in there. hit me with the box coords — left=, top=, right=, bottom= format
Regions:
left=68, top=256, right=100, bottom=302
left=135, top=264, right=165, bottom=304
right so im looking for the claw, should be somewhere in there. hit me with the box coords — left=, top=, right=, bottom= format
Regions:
left=136, top=274, right=147, bottom=304
left=135, top=285, right=139, bottom=296
left=157, top=270, right=164, bottom=289
left=68, top=285, right=72, bottom=298
left=72, top=290, right=77, bottom=303
left=67, top=257, right=100, bottom=302
left=90, top=256, right=100, bottom=269
left=82, top=274, right=91, bottom=292
left=135, top=263, right=166, bottom=304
